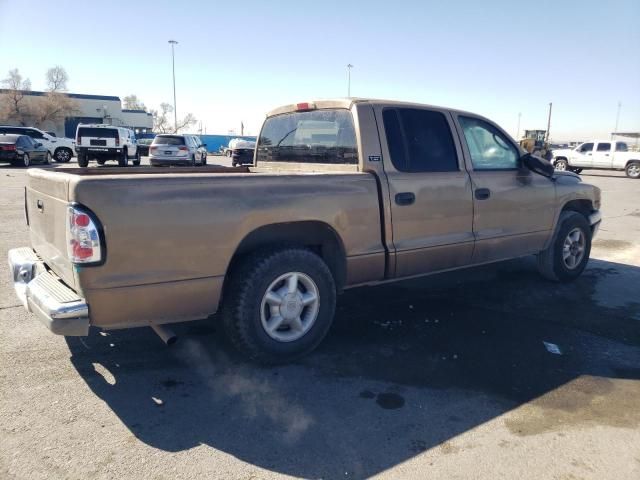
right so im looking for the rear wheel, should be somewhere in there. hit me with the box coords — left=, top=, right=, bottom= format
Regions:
left=191, top=154, right=197, bottom=166
left=201, top=153, right=207, bottom=165
left=77, top=153, right=89, bottom=167
left=223, top=248, right=336, bottom=364
left=118, top=150, right=128, bottom=167
left=45, top=152, right=52, bottom=165
left=537, top=211, right=592, bottom=282
left=133, top=151, right=141, bottom=166
left=626, top=161, right=640, bottom=179
left=554, top=158, right=568, bottom=171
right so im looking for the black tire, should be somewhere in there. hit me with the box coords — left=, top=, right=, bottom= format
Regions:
left=625, top=161, right=640, bottom=179
left=118, top=149, right=128, bottom=167
left=554, top=158, right=568, bottom=171
left=133, top=151, right=141, bottom=166
left=202, top=154, right=207, bottom=165
left=191, top=154, right=197, bottom=167
left=537, top=211, right=592, bottom=282
left=571, top=168, right=583, bottom=174
left=77, top=153, right=89, bottom=167
left=223, top=248, right=337, bottom=364
left=45, top=152, right=52, bottom=165
left=54, top=148, right=72, bottom=163
left=232, top=161, right=237, bottom=167
left=96, top=159, right=106, bottom=166
left=22, top=153, right=30, bottom=167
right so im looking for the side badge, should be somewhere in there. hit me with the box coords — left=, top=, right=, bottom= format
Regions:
left=368, top=155, right=381, bottom=162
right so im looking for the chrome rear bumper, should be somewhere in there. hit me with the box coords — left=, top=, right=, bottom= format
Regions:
left=8, top=247, right=89, bottom=336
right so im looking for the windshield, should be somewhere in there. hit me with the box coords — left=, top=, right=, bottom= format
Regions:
left=78, top=127, right=118, bottom=138
left=256, top=109, right=358, bottom=164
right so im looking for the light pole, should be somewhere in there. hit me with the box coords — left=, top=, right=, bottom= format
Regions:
left=168, top=40, right=178, bottom=132
left=613, top=101, right=621, bottom=139
left=516, top=112, right=521, bottom=139
left=545, top=102, right=552, bottom=143
left=347, top=64, right=353, bottom=97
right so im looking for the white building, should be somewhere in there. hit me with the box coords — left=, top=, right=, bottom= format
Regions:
left=0, top=89, right=153, bottom=137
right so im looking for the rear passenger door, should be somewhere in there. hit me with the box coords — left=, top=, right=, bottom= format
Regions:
left=455, top=115, right=555, bottom=263
left=375, top=105, right=474, bottom=278
left=592, top=142, right=612, bottom=168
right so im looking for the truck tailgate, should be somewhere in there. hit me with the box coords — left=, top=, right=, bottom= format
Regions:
left=26, top=169, right=75, bottom=289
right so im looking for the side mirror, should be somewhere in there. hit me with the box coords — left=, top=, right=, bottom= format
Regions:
left=201, top=143, right=207, bottom=147
left=34, top=142, right=43, bottom=148
left=522, top=153, right=554, bottom=178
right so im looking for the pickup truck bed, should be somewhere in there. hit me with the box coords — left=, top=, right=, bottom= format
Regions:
left=24, top=165, right=386, bottom=330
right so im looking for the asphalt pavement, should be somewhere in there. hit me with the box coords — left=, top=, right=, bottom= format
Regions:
left=0, top=158, right=639, bottom=479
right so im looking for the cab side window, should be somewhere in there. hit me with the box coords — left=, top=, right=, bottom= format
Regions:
left=596, top=143, right=610, bottom=152
left=382, top=108, right=459, bottom=172
left=579, top=143, right=594, bottom=153
left=458, top=116, right=519, bottom=170
left=616, top=142, right=629, bottom=152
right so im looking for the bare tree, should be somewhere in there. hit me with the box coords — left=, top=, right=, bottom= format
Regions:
left=45, top=66, right=69, bottom=92
left=123, top=94, right=146, bottom=111
left=32, top=93, right=78, bottom=129
left=151, top=102, right=196, bottom=133
left=0, top=69, right=32, bottom=125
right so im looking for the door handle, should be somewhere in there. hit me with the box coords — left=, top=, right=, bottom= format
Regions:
left=36, top=199, right=44, bottom=211
left=475, top=188, right=491, bottom=200
left=604, top=154, right=610, bottom=156
left=395, top=192, right=415, bottom=206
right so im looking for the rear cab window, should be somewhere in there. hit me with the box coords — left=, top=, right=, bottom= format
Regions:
left=256, top=109, right=358, bottom=164
left=616, top=142, right=629, bottom=152
left=153, top=135, right=185, bottom=146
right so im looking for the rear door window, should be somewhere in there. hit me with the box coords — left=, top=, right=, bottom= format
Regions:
left=257, top=109, right=358, bottom=164
left=78, top=128, right=118, bottom=138
left=596, top=143, right=611, bottom=152
left=153, top=135, right=185, bottom=146
left=383, top=108, right=459, bottom=172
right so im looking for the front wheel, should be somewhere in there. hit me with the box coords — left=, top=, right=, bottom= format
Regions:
left=537, top=211, right=592, bottom=282
left=22, top=153, right=31, bottom=167
left=626, top=161, right=640, bottom=179
left=133, top=151, right=141, bottom=166
left=554, top=158, right=568, bottom=171
left=54, top=148, right=72, bottom=163
left=45, top=152, right=52, bottom=165
left=223, top=248, right=337, bottom=364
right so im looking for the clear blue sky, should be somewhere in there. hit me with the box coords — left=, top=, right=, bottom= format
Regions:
left=1, top=0, right=638, bottom=140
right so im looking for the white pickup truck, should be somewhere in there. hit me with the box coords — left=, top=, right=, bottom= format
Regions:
left=552, top=140, right=640, bottom=179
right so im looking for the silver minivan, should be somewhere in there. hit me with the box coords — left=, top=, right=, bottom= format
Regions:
left=149, top=134, right=207, bottom=166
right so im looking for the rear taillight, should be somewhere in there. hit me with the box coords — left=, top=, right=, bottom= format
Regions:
left=150, top=146, right=157, bottom=153
left=76, top=135, right=81, bottom=146
left=115, top=136, right=120, bottom=146
left=1, top=144, right=16, bottom=151
left=66, top=205, right=103, bottom=264
left=178, top=146, right=188, bottom=151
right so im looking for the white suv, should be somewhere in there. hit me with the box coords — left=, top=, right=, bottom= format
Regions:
left=75, top=124, right=140, bottom=167
left=0, top=126, right=76, bottom=163
left=149, top=134, right=207, bottom=166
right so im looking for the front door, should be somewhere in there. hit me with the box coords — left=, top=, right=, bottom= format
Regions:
left=592, top=142, right=613, bottom=168
left=375, top=105, right=474, bottom=278
left=570, top=142, right=595, bottom=168
left=455, top=115, right=556, bottom=264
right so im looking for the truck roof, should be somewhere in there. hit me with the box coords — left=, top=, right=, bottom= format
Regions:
left=266, top=98, right=480, bottom=118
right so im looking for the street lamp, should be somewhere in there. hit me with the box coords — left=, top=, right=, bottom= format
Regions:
left=168, top=40, right=178, bottom=132
left=347, top=64, right=353, bottom=97
left=613, top=101, right=621, bottom=139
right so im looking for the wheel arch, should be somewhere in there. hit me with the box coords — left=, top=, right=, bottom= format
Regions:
left=561, top=199, right=594, bottom=217
left=223, top=221, right=348, bottom=298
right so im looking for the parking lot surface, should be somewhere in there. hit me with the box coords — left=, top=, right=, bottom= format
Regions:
left=1, top=159, right=639, bottom=479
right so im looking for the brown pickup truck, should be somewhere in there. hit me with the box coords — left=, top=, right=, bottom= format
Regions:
left=8, top=99, right=602, bottom=363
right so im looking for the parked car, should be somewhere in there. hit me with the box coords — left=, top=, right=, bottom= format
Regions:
left=149, top=134, right=207, bottom=166
left=0, top=126, right=75, bottom=163
left=136, top=137, right=154, bottom=156
left=230, top=139, right=256, bottom=166
left=0, top=134, right=52, bottom=167
left=75, top=124, right=140, bottom=167
left=552, top=140, right=640, bottom=178
left=8, top=98, right=601, bottom=364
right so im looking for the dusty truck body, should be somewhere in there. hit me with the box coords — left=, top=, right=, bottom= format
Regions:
left=9, top=99, right=602, bottom=362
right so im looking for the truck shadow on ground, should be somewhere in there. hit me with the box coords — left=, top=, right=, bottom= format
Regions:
left=66, top=257, right=640, bottom=479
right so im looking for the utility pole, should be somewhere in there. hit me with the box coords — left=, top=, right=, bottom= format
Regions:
left=168, top=40, right=178, bottom=132
left=516, top=112, right=521, bottom=139
left=347, top=64, right=353, bottom=97
left=613, top=101, right=621, bottom=139
left=545, top=102, right=552, bottom=143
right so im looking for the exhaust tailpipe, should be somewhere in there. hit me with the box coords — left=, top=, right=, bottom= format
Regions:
left=151, top=324, right=177, bottom=346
